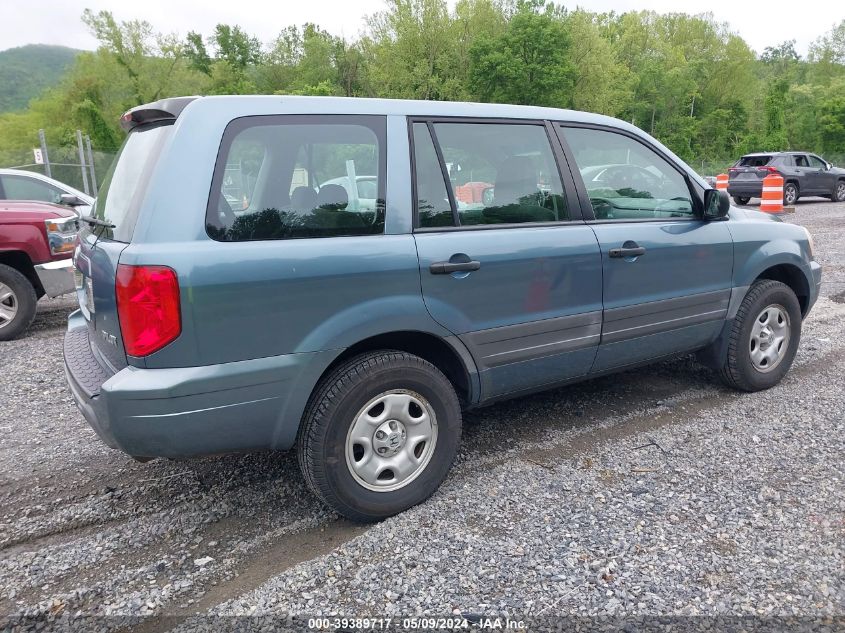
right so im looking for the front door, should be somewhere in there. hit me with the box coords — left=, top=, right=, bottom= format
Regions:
left=410, top=119, right=603, bottom=399
left=808, top=154, right=833, bottom=194
left=558, top=125, right=734, bottom=372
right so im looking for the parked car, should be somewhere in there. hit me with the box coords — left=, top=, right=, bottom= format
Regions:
left=319, top=175, right=379, bottom=212
left=0, top=168, right=94, bottom=216
left=64, top=96, right=821, bottom=522
left=727, top=152, right=845, bottom=205
left=0, top=201, right=78, bottom=339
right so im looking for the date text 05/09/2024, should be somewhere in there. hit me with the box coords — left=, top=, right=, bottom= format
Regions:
left=307, top=617, right=527, bottom=630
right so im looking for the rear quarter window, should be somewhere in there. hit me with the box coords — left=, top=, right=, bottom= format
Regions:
left=95, top=122, right=173, bottom=242
left=206, top=115, right=386, bottom=241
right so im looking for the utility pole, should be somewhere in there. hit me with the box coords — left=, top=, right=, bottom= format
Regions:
left=76, top=129, right=90, bottom=195
left=38, top=129, right=52, bottom=179
left=84, top=135, right=98, bottom=194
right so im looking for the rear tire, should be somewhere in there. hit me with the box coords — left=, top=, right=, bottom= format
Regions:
left=784, top=182, right=799, bottom=205
left=0, top=264, right=37, bottom=341
left=298, top=350, right=462, bottom=522
left=733, top=196, right=751, bottom=205
left=718, top=280, right=801, bottom=392
left=834, top=180, right=845, bottom=203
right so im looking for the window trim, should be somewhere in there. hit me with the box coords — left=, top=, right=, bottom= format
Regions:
left=426, top=121, right=460, bottom=226
left=554, top=122, right=706, bottom=223
left=206, top=114, right=388, bottom=242
left=408, top=116, right=584, bottom=232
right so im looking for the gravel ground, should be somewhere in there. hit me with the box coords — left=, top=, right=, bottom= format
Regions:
left=0, top=199, right=843, bottom=631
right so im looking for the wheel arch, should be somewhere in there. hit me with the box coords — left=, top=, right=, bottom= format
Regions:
left=0, top=250, right=44, bottom=297
left=316, top=331, right=480, bottom=408
left=754, top=263, right=811, bottom=316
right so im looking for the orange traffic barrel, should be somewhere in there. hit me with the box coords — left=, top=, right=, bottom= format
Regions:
left=716, top=173, right=728, bottom=191
left=760, top=174, right=784, bottom=213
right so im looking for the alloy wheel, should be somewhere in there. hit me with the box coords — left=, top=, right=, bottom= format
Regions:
left=784, top=184, right=797, bottom=205
left=0, top=283, right=18, bottom=330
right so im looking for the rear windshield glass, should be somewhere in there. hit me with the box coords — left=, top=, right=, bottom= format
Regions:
left=738, top=155, right=772, bottom=167
left=94, top=122, right=172, bottom=242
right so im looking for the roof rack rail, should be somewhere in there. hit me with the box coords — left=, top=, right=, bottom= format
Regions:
left=120, top=96, right=200, bottom=132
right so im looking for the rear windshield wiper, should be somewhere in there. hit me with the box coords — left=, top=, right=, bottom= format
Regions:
left=80, top=215, right=116, bottom=229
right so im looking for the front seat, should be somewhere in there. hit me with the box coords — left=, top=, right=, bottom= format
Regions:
left=487, top=156, right=553, bottom=223
left=310, top=184, right=364, bottom=231
left=290, top=186, right=318, bottom=213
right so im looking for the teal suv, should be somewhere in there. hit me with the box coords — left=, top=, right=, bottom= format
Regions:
left=64, top=96, right=822, bottom=521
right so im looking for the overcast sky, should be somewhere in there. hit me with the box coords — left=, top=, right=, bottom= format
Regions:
left=1, top=0, right=842, bottom=56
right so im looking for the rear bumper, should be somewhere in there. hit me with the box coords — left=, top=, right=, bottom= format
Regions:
left=727, top=182, right=763, bottom=198
left=63, top=310, right=336, bottom=458
left=35, top=258, right=75, bottom=298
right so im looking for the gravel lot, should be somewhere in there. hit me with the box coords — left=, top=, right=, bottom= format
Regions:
left=1, top=199, right=843, bottom=631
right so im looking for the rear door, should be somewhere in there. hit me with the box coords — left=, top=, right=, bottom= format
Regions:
left=558, top=124, right=733, bottom=372
left=411, top=119, right=603, bottom=399
left=73, top=122, right=173, bottom=372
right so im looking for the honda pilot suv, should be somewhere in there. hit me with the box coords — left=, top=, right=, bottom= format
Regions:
left=64, top=96, right=821, bottom=521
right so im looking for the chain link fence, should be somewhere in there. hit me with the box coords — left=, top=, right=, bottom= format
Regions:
left=0, top=131, right=116, bottom=196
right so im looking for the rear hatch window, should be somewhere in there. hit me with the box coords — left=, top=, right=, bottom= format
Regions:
left=737, top=155, right=772, bottom=167
left=93, top=122, right=172, bottom=242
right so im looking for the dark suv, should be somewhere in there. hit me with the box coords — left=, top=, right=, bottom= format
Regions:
left=728, top=152, right=845, bottom=205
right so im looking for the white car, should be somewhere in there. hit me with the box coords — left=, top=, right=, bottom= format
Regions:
left=320, top=175, right=378, bottom=212
left=0, top=168, right=94, bottom=216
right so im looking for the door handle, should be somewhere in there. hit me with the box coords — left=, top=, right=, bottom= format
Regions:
left=430, top=260, right=481, bottom=274
left=609, top=241, right=646, bottom=258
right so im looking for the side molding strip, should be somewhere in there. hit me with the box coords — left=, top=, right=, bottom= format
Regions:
left=460, top=311, right=602, bottom=369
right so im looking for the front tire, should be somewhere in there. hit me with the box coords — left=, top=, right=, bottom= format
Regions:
left=718, top=280, right=802, bottom=392
left=298, top=351, right=462, bottom=522
left=0, top=264, right=37, bottom=341
left=733, top=196, right=751, bottom=205
left=834, top=180, right=845, bottom=203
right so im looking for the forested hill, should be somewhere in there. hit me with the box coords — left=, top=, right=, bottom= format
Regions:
left=0, top=5, right=843, bottom=169
left=0, top=45, right=80, bottom=112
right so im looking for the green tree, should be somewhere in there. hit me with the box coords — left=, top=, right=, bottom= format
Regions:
left=763, top=78, right=789, bottom=150
left=365, top=0, right=460, bottom=100
left=469, top=1, right=574, bottom=107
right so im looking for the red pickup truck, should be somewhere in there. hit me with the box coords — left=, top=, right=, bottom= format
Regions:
left=0, top=200, right=79, bottom=340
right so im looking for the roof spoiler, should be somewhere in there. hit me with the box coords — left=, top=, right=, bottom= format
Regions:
left=119, top=96, right=200, bottom=132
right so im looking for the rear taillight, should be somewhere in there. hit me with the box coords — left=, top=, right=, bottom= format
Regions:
left=759, top=166, right=779, bottom=173
left=115, top=264, right=181, bottom=357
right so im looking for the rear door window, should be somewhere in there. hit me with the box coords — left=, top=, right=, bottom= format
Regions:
left=413, top=121, right=569, bottom=228
left=207, top=115, right=386, bottom=241
left=95, top=122, right=173, bottom=242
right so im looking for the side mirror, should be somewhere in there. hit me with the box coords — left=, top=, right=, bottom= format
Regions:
left=60, top=193, right=84, bottom=207
left=703, top=189, right=730, bottom=220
